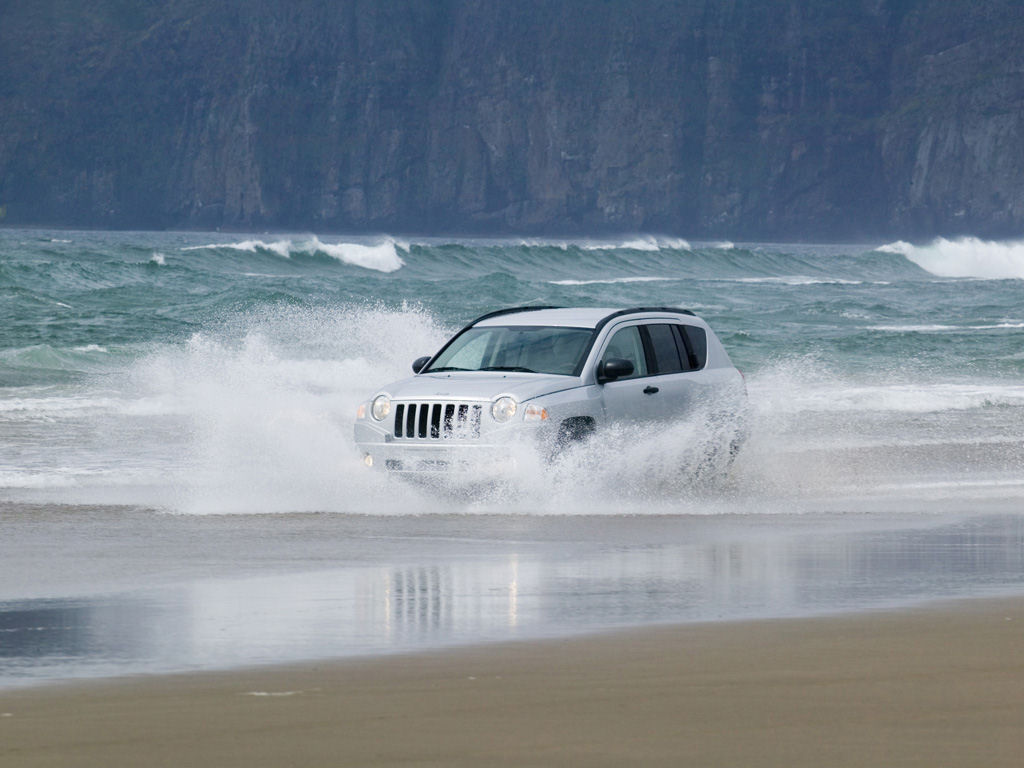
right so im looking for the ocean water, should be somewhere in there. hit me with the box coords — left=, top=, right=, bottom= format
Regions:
left=1, top=228, right=1023, bottom=515
left=3, top=228, right=1024, bottom=687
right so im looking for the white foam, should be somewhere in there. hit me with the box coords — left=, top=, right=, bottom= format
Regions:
left=867, top=324, right=961, bottom=333
left=0, top=469, right=96, bottom=489
left=732, top=276, right=869, bottom=286
left=580, top=236, right=691, bottom=251
left=516, top=238, right=571, bottom=250
left=150, top=253, right=166, bottom=266
left=869, top=322, right=1024, bottom=332
left=307, top=236, right=404, bottom=272
left=0, top=395, right=122, bottom=415
left=515, top=236, right=691, bottom=252
left=548, top=277, right=676, bottom=286
left=181, top=237, right=404, bottom=272
left=749, top=366, right=1024, bottom=415
left=182, top=239, right=293, bottom=258
left=879, top=236, right=1024, bottom=279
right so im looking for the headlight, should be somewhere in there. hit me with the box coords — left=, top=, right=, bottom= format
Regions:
left=371, top=395, right=391, bottom=421
left=491, top=396, right=517, bottom=423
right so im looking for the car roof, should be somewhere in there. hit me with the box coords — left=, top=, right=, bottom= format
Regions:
left=472, top=306, right=698, bottom=329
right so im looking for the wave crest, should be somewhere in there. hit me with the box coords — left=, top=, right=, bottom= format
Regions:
left=182, top=236, right=405, bottom=272
left=514, top=236, right=692, bottom=252
left=879, top=236, right=1024, bottom=279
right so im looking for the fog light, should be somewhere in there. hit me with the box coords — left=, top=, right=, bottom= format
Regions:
left=363, top=453, right=373, bottom=467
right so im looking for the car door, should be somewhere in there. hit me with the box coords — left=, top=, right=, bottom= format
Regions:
left=638, top=322, right=709, bottom=420
left=597, top=324, right=660, bottom=423
left=599, top=321, right=714, bottom=425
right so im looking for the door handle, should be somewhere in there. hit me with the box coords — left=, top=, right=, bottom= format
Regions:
left=643, top=386, right=659, bottom=394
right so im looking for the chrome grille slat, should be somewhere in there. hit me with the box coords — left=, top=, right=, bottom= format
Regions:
left=393, top=402, right=483, bottom=440
left=429, top=404, right=441, bottom=438
left=394, top=403, right=405, bottom=437
left=417, top=404, right=429, bottom=438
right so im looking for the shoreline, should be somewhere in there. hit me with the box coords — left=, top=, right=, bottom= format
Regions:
left=4, top=595, right=1024, bottom=767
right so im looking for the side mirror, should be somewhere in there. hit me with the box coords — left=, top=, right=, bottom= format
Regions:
left=412, top=356, right=431, bottom=374
left=599, top=358, right=634, bottom=383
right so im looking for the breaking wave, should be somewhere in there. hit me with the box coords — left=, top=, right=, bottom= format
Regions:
left=879, top=236, right=1024, bottom=279
left=580, top=236, right=692, bottom=251
left=515, top=236, right=691, bottom=252
left=182, top=236, right=406, bottom=272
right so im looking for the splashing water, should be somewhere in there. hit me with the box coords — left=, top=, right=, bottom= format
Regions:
left=2, top=230, right=1023, bottom=515
left=1, top=301, right=1020, bottom=515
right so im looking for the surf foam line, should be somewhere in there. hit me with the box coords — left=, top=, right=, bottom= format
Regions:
left=514, top=236, right=692, bottom=251
left=548, top=277, right=677, bottom=286
left=182, top=236, right=406, bottom=273
left=879, top=236, right=1024, bottom=280
left=868, top=322, right=1024, bottom=333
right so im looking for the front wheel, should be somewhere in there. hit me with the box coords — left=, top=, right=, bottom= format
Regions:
left=554, top=417, right=596, bottom=451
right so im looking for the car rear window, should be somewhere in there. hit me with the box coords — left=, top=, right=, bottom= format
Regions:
left=674, top=324, right=707, bottom=370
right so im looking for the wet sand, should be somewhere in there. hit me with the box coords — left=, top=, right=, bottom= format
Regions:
left=3, top=597, right=1024, bottom=767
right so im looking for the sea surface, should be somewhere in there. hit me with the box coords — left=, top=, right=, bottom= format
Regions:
left=2, top=229, right=1023, bottom=687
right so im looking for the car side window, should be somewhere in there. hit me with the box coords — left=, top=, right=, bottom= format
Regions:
left=643, top=324, right=683, bottom=374
left=601, top=326, right=647, bottom=379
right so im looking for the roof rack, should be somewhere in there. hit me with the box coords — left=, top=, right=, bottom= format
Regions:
left=617, top=306, right=695, bottom=317
left=593, top=306, right=695, bottom=332
left=467, top=305, right=563, bottom=326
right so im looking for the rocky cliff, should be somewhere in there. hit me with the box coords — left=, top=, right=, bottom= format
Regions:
left=1, top=0, right=1023, bottom=239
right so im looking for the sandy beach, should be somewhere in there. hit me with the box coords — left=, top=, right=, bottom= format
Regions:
left=4, top=596, right=1023, bottom=767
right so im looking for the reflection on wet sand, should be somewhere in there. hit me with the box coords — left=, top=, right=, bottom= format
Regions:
left=2, top=514, right=1024, bottom=688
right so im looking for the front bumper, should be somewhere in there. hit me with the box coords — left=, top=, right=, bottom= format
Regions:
left=359, top=443, right=517, bottom=474
left=354, top=412, right=548, bottom=474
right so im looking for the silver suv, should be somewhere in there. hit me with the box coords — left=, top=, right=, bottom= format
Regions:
left=354, top=306, right=746, bottom=473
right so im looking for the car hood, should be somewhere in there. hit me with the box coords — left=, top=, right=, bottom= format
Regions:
left=376, top=372, right=582, bottom=402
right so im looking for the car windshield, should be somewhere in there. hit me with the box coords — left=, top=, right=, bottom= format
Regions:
left=426, top=325, right=594, bottom=376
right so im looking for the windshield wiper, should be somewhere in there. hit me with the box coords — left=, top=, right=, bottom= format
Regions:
left=426, top=366, right=469, bottom=373
left=479, top=366, right=537, bottom=373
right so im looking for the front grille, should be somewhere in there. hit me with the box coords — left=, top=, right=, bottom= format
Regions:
left=393, top=402, right=483, bottom=440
